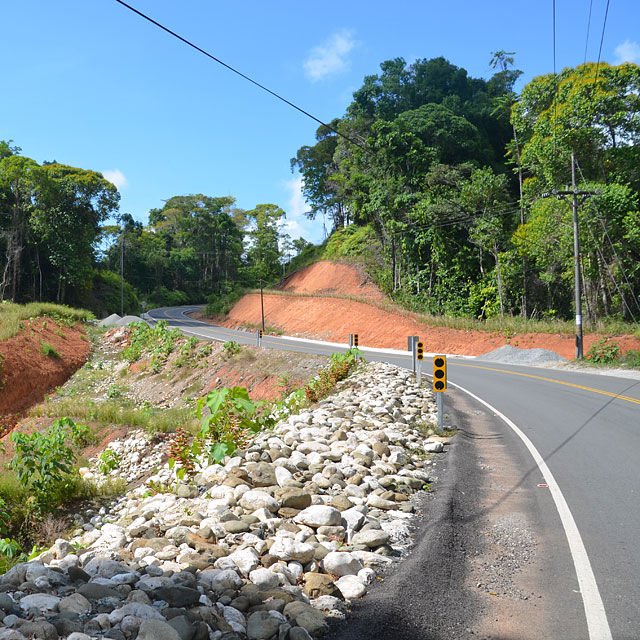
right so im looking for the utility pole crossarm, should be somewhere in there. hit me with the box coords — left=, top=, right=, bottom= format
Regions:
left=540, top=153, right=600, bottom=360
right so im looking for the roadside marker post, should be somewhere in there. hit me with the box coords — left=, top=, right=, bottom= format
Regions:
left=257, top=329, right=263, bottom=347
left=433, top=355, right=447, bottom=432
left=408, top=335, right=418, bottom=374
left=416, top=341, right=424, bottom=384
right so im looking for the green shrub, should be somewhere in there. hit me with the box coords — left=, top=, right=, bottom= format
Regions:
left=10, top=419, right=79, bottom=515
left=586, top=338, right=621, bottom=364
left=40, top=342, right=59, bottom=358
left=98, top=449, right=120, bottom=475
left=222, top=341, right=242, bottom=358
left=619, top=349, right=640, bottom=369
left=123, top=320, right=182, bottom=371
left=205, top=289, right=247, bottom=316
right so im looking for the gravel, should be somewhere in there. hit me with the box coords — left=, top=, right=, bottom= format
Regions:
left=477, top=344, right=567, bottom=365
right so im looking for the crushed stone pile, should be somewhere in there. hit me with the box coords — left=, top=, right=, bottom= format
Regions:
left=98, top=315, right=146, bottom=328
left=98, top=314, right=122, bottom=327
left=478, top=344, right=567, bottom=364
left=0, top=362, right=447, bottom=640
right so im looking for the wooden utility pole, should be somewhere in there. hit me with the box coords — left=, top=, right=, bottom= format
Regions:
left=542, top=152, right=599, bottom=359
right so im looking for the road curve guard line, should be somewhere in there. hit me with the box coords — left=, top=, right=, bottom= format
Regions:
left=449, top=380, right=613, bottom=640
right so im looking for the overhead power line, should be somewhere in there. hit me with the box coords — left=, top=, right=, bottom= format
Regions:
left=584, top=0, right=594, bottom=63
left=593, top=0, right=612, bottom=88
left=112, top=0, right=367, bottom=150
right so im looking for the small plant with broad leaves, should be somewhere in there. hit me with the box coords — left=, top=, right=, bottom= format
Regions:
left=586, top=337, right=621, bottom=364
left=167, top=427, right=199, bottom=479
left=196, top=387, right=260, bottom=463
left=10, top=418, right=80, bottom=515
left=222, top=341, right=242, bottom=359
left=98, top=449, right=120, bottom=475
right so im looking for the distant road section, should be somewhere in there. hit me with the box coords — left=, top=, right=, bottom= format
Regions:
left=151, top=305, right=640, bottom=639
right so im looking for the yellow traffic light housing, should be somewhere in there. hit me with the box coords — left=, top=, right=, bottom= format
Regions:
left=416, top=341, right=424, bottom=361
left=433, top=355, right=447, bottom=392
left=259, top=329, right=263, bottom=339
left=353, top=334, right=359, bottom=347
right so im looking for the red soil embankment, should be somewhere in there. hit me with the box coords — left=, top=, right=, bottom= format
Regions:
left=0, top=319, right=89, bottom=436
left=219, top=262, right=640, bottom=359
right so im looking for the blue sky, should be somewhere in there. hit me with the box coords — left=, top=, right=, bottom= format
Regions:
left=2, top=1, right=639, bottom=245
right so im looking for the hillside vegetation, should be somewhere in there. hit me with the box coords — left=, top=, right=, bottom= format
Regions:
left=2, top=56, right=639, bottom=330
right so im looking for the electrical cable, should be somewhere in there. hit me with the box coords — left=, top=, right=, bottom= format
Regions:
left=574, top=159, right=640, bottom=319
left=584, top=0, right=594, bottom=63
left=593, top=0, right=612, bottom=90
left=112, top=0, right=367, bottom=151
left=552, top=0, right=558, bottom=152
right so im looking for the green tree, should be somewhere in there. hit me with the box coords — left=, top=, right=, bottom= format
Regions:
left=246, top=204, right=286, bottom=283
left=30, top=163, right=119, bottom=302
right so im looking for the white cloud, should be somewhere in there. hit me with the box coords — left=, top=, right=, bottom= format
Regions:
left=303, top=29, right=357, bottom=82
left=614, top=40, right=640, bottom=64
left=283, top=175, right=325, bottom=244
left=102, top=169, right=128, bottom=190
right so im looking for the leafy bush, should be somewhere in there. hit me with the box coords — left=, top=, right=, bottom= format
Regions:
left=97, top=449, right=120, bottom=475
left=222, top=341, right=242, bottom=358
left=619, top=349, right=640, bottom=369
left=123, top=320, right=182, bottom=371
left=586, top=337, right=621, bottom=364
left=304, top=348, right=362, bottom=403
left=83, top=270, right=140, bottom=318
left=10, top=419, right=80, bottom=514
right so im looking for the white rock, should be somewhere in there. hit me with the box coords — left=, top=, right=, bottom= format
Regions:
left=269, top=538, right=315, bottom=563
left=223, top=605, right=247, bottom=634
left=335, top=574, right=367, bottom=599
left=322, top=551, right=363, bottom=577
left=275, top=466, right=293, bottom=487
left=249, top=567, right=280, bottom=589
left=295, top=505, right=342, bottom=528
left=239, top=490, right=280, bottom=513
left=228, top=548, right=259, bottom=575
left=357, top=567, right=376, bottom=585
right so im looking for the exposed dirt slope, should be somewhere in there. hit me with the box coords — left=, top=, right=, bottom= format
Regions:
left=0, top=319, right=89, bottom=437
left=222, top=262, right=640, bottom=359
left=276, top=260, right=386, bottom=302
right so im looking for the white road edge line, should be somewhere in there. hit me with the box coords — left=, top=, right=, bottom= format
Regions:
left=449, top=380, right=613, bottom=640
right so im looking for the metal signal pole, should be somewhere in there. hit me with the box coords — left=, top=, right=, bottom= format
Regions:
left=542, top=152, right=599, bottom=359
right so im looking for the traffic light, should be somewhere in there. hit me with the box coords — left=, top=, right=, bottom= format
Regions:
left=259, top=329, right=263, bottom=339
left=433, top=355, right=447, bottom=392
left=416, top=341, right=424, bottom=360
left=353, top=334, right=359, bottom=347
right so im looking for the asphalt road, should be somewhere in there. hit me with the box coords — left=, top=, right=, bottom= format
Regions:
left=149, top=305, right=640, bottom=640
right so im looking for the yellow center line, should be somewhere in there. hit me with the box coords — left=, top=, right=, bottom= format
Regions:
left=452, top=362, right=640, bottom=406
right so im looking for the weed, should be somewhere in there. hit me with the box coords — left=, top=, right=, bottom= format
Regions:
left=40, top=342, right=59, bottom=358
left=97, top=449, right=120, bottom=475
left=586, top=337, right=621, bottom=364
left=222, top=341, right=242, bottom=359
left=107, top=384, right=124, bottom=399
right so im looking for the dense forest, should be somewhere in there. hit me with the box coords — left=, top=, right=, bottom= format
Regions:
left=293, top=54, right=640, bottom=323
left=1, top=53, right=639, bottom=324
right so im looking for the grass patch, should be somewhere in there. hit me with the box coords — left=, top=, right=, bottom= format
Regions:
left=248, top=287, right=640, bottom=338
left=40, top=342, right=59, bottom=358
left=31, top=398, right=198, bottom=434
left=0, top=302, right=94, bottom=343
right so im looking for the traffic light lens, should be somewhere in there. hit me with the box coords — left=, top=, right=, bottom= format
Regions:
left=434, top=357, right=444, bottom=367
left=435, top=381, right=445, bottom=391
left=434, top=370, right=444, bottom=378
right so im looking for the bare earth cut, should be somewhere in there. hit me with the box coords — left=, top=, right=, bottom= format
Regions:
left=219, top=260, right=640, bottom=358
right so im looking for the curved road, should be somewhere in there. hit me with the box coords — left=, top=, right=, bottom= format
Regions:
left=150, top=305, right=640, bottom=639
